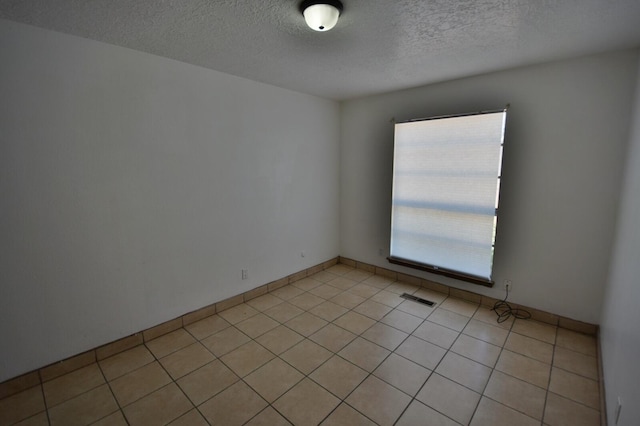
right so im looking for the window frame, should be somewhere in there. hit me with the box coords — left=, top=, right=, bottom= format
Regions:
left=387, top=108, right=508, bottom=287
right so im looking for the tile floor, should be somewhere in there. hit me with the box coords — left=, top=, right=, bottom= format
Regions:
left=0, top=264, right=601, bottom=426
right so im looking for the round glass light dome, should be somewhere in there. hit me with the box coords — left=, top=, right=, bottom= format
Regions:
left=301, top=2, right=342, bottom=32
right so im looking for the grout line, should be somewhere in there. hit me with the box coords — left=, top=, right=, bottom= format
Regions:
left=94, top=356, right=128, bottom=425
left=37, top=381, right=52, bottom=426
left=0, top=256, right=595, bottom=398
left=1, top=264, right=603, bottom=426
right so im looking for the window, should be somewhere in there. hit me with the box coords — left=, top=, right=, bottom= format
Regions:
left=389, top=109, right=507, bottom=286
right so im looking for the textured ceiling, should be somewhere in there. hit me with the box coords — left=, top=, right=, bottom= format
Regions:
left=1, top=0, right=640, bottom=100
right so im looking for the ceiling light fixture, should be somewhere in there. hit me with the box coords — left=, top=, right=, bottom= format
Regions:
left=300, top=0, right=343, bottom=32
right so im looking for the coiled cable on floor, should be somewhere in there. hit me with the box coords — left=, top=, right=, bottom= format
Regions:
left=492, top=285, right=531, bottom=323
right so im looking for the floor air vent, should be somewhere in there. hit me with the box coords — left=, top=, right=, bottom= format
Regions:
left=400, top=293, right=436, bottom=307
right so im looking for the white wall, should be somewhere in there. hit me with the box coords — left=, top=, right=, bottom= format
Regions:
left=600, top=56, right=640, bottom=426
left=0, top=20, right=340, bottom=382
left=340, top=50, right=639, bottom=324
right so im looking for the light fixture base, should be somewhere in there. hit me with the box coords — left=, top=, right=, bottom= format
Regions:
left=300, top=0, right=344, bottom=32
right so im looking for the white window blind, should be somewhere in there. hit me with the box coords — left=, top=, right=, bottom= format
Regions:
left=389, top=110, right=507, bottom=285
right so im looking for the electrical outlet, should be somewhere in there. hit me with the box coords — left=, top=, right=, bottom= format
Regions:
left=241, top=269, right=248, bottom=280
left=504, top=279, right=512, bottom=292
left=300, top=251, right=305, bottom=258
left=378, top=248, right=384, bottom=256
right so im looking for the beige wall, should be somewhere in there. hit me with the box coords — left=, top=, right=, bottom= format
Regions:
left=600, top=53, right=640, bottom=426
left=0, top=20, right=341, bottom=381
left=340, top=50, right=639, bottom=324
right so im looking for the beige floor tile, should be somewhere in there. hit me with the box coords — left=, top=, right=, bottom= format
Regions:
left=416, top=374, right=481, bottom=425
left=168, top=409, right=209, bottom=426
left=348, top=283, right=380, bottom=299
left=48, top=384, right=118, bottom=426
left=246, top=293, right=284, bottom=312
left=285, top=312, right=328, bottom=336
left=0, top=386, right=45, bottom=425
left=109, top=361, right=172, bottom=406
left=555, top=328, right=597, bottom=356
left=5, top=268, right=612, bottom=426
left=292, top=277, right=323, bottom=291
left=88, top=410, right=127, bottom=426
left=395, top=400, right=459, bottom=426
left=380, top=309, right=424, bottom=334
left=413, top=320, right=460, bottom=349
left=199, top=381, right=267, bottom=426
left=343, top=269, right=374, bottom=282
left=472, top=306, right=514, bottom=330
left=217, top=303, right=259, bottom=325
left=310, top=284, right=344, bottom=299
left=145, top=329, right=196, bottom=359
left=14, top=412, right=50, bottom=426
left=330, top=291, right=366, bottom=309
left=361, top=322, right=408, bottom=351
left=321, top=403, right=376, bottom=425
left=395, top=299, right=435, bottom=319
left=310, top=355, right=368, bottom=399
left=220, top=341, right=274, bottom=377
left=273, top=378, right=340, bottom=425
left=362, top=274, right=395, bottom=289
left=235, top=313, right=280, bottom=338
left=483, top=370, right=546, bottom=420
left=43, top=363, right=105, bottom=408
left=427, top=308, right=470, bottom=331
left=370, top=290, right=404, bottom=307
left=504, top=331, right=553, bottom=364
left=309, top=270, right=340, bottom=283
left=327, top=264, right=355, bottom=276
left=511, top=319, right=557, bottom=344
left=245, top=406, right=292, bottom=426
left=183, top=314, right=230, bottom=340
left=463, top=319, right=509, bottom=346
left=548, top=367, right=599, bottom=408
left=310, top=324, right=357, bottom=353
left=354, top=300, right=393, bottom=320
left=345, top=375, right=411, bottom=426
left=263, top=302, right=305, bottom=323
left=553, top=346, right=598, bottom=380
left=289, top=293, right=324, bottom=311
left=39, top=352, right=98, bottom=383
left=270, top=285, right=305, bottom=301
left=280, top=339, right=333, bottom=375
left=495, top=350, right=551, bottom=389
left=339, top=337, right=391, bottom=372
left=544, top=392, right=600, bottom=426
left=440, top=297, right=479, bottom=317
left=435, top=351, right=492, bottom=393
left=99, top=345, right=154, bottom=381
left=201, top=326, right=250, bottom=357
left=245, top=358, right=304, bottom=403
left=255, top=325, right=304, bottom=355
left=326, top=276, right=359, bottom=291
left=310, top=301, right=349, bottom=322
left=333, top=311, right=376, bottom=335
left=159, top=342, right=215, bottom=380
left=395, top=336, right=447, bottom=370
left=470, top=396, right=539, bottom=426
left=176, top=359, right=238, bottom=405
left=451, top=334, right=501, bottom=367
left=386, top=281, right=420, bottom=295
left=373, top=353, right=431, bottom=396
